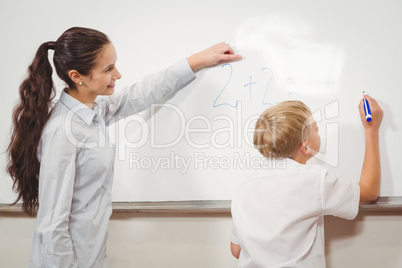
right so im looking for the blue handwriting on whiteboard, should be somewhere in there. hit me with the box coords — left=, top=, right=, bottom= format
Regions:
left=213, top=64, right=239, bottom=108
left=262, top=68, right=274, bottom=105
left=244, top=76, right=257, bottom=101
left=213, top=64, right=274, bottom=108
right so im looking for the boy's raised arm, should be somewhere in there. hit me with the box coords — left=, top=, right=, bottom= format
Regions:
left=358, top=95, right=383, bottom=202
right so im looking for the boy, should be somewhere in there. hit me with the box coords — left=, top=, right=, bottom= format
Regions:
left=230, top=96, right=383, bottom=267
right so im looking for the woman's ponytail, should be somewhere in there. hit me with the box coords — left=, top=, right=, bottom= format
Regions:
left=7, top=27, right=110, bottom=216
left=7, top=41, right=56, bottom=216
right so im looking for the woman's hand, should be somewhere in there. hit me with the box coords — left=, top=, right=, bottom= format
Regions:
left=187, top=42, right=242, bottom=72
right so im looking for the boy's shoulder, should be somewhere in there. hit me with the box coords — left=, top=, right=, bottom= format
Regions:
left=248, top=158, right=328, bottom=181
left=299, top=162, right=328, bottom=175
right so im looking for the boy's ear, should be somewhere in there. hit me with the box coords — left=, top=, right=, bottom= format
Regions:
left=300, top=141, right=310, bottom=156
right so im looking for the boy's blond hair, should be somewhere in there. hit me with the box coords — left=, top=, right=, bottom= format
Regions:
left=254, top=101, right=313, bottom=158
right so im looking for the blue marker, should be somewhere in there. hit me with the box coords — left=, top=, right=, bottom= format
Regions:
left=363, top=92, right=372, bottom=122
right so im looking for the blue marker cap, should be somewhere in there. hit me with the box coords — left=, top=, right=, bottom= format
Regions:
left=363, top=92, right=372, bottom=122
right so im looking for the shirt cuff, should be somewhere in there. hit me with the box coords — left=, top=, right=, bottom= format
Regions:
left=347, top=182, right=360, bottom=220
left=173, top=58, right=196, bottom=85
left=231, top=234, right=240, bottom=245
left=230, top=223, right=240, bottom=244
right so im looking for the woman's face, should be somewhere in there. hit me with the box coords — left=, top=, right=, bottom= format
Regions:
left=81, top=43, right=122, bottom=97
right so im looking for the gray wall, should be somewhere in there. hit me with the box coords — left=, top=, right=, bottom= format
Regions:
left=1, top=212, right=401, bottom=267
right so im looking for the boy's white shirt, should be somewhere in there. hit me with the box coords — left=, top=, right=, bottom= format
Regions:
left=231, top=158, right=360, bottom=268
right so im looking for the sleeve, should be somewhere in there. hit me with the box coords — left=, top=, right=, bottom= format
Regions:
left=321, top=171, right=360, bottom=220
left=230, top=222, right=240, bottom=245
left=102, top=58, right=196, bottom=126
left=36, top=127, right=78, bottom=267
left=230, top=198, right=241, bottom=245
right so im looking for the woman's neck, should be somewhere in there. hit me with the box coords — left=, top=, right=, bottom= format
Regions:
left=66, top=88, right=96, bottom=109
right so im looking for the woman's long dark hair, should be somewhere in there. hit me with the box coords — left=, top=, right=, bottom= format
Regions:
left=7, top=27, right=110, bottom=216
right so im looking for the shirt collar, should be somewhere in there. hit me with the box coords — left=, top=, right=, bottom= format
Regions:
left=59, top=89, right=98, bottom=125
left=285, top=157, right=302, bottom=167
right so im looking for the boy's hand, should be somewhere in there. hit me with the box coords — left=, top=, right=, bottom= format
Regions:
left=187, top=42, right=242, bottom=72
left=359, top=95, right=383, bottom=132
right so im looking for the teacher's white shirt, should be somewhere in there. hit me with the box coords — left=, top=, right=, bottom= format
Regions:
left=28, top=59, right=195, bottom=268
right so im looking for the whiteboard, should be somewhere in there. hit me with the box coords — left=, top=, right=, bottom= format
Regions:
left=1, top=0, right=401, bottom=203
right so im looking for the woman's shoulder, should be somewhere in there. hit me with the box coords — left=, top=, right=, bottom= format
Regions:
left=42, top=101, right=71, bottom=136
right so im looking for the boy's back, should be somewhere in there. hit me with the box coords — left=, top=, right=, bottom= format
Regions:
left=231, top=158, right=359, bottom=267
left=230, top=98, right=383, bottom=267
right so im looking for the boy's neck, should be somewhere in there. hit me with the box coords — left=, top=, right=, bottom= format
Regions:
left=290, top=153, right=312, bottom=165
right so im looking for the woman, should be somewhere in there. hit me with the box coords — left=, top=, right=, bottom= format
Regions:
left=7, top=27, right=241, bottom=267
